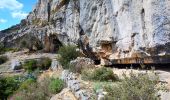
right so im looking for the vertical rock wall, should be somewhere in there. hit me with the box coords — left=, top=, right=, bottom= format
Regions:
left=0, top=0, right=170, bottom=64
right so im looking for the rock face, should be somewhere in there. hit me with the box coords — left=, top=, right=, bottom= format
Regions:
left=0, top=0, right=170, bottom=64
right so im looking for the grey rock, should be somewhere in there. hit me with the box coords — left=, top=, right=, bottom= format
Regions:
left=61, top=70, right=90, bottom=99
left=160, top=91, right=170, bottom=100
left=98, top=94, right=105, bottom=100
left=75, top=90, right=90, bottom=100
left=51, top=59, right=61, bottom=70
left=11, top=59, right=22, bottom=70
left=70, top=57, right=95, bottom=73
left=1, top=0, right=169, bottom=64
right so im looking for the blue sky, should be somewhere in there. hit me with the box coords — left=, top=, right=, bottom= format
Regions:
left=0, top=0, right=37, bottom=31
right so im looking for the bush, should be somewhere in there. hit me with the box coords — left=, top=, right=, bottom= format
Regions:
left=37, top=57, right=52, bottom=70
left=0, top=76, right=22, bottom=99
left=12, top=83, right=46, bottom=100
left=82, top=67, right=118, bottom=82
left=23, top=59, right=37, bottom=72
left=58, top=45, right=79, bottom=69
left=103, top=72, right=164, bottom=100
left=23, top=57, right=52, bottom=72
left=48, top=78, right=64, bottom=94
left=0, top=56, right=8, bottom=65
left=12, top=77, right=64, bottom=100
left=18, top=79, right=36, bottom=91
left=11, top=77, right=52, bottom=100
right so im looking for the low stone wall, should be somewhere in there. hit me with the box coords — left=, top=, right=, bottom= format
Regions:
left=61, top=70, right=90, bottom=100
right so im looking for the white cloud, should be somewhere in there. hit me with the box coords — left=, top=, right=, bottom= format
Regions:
left=0, top=0, right=23, bottom=10
left=12, top=11, right=28, bottom=19
left=0, top=19, right=7, bottom=23
left=0, top=0, right=28, bottom=19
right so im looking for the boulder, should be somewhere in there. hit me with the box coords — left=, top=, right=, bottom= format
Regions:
left=11, top=59, right=22, bottom=70
left=70, top=57, right=95, bottom=73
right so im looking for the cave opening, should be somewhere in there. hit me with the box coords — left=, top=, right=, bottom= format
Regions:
left=44, top=34, right=62, bottom=53
left=94, top=59, right=101, bottom=65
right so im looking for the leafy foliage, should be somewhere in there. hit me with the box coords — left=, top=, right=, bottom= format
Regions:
left=103, top=72, right=164, bottom=100
left=58, top=45, right=79, bottom=69
left=37, top=57, right=52, bottom=70
left=12, top=82, right=46, bottom=100
left=23, top=57, right=52, bottom=72
left=0, top=76, right=22, bottom=99
left=11, top=77, right=64, bottom=100
left=48, top=78, right=64, bottom=94
left=18, top=79, right=36, bottom=91
left=23, top=59, right=37, bottom=72
left=82, top=67, right=119, bottom=82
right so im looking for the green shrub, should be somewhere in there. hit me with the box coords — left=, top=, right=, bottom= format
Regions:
left=23, top=59, right=37, bottom=72
left=12, top=83, right=46, bottom=100
left=0, top=76, right=22, bottom=99
left=58, top=45, right=79, bottom=69
left=82, top=67, right=118, bottom=82
left=11, top=77, right=52, bottom=100
left=0, top=56, right=8, bottom=65
left=103, top=72, right=164, bottom=100
left=18, top=79, right=36, bottom=91
left=48, top=78, right=64, bottom=94
left=23, top=57, right=52, bottom=72
left=37, top=57, right=52, bottom=70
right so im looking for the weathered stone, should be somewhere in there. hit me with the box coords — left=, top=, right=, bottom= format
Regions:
left=75, top=90, right=89, bottom=100
left=11, top=59, right=22, bottom=70
left=1, top=0, right=170, bottom=64
left=68, top=80, right=80, bottom=92
left=51, top=59, right=61, bottom=70
left=50, top=88, right=77, bottom=100
left=70, top=57, right=95, bottom=73
left=61, top=70, right=90, bottom=100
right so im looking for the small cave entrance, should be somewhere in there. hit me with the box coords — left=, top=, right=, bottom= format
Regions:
left=94, top=59, right=101, bottom=65
left=44, top=34, right=62, bottom=53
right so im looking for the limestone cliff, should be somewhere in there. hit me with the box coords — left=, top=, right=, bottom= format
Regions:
left=0, top=0, right=170, bottom=64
